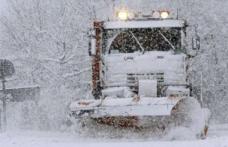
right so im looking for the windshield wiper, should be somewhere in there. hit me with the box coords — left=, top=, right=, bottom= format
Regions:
left=129, top=31, right=145, bottom=53
left=158, top=30, right=176, bottom=51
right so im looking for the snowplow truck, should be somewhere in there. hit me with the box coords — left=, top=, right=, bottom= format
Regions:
left=70, top=13, right=210, bottom=138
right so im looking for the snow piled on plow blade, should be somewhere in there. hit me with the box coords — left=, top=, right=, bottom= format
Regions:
left=70, top=97, right=183, bottom=117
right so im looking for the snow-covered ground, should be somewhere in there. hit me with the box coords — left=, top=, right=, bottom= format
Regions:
left=0, top=124, right=228, bottom=147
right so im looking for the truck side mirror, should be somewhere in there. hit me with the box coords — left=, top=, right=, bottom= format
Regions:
left=88, top=29, right=96, bottom=56
left=188, top=36, right=200, bottom=57
left=192, top=36, right=200, bottom=50
left=192, top=25, right=200, bottom=51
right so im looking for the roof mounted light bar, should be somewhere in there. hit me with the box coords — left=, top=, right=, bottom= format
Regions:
left=104, top=20, right=186, bottom=29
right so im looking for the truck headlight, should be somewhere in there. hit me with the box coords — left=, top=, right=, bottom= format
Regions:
left=160, top=11, right=169, bottom=19
left=117, top=10, right=129, bottom=20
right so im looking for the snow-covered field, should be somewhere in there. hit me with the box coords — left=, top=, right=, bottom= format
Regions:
left=0, top=124, right=228, bottom=147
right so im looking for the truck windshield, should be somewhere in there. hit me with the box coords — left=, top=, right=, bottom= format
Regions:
left=105, top=28, right=181, bottom=54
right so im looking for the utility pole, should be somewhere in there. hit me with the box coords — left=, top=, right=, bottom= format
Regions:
left=1, top=77, right=7, bottom=131
left=112, top=0, right=115, bottom=15
left=200, top=72, right=203, bottom=107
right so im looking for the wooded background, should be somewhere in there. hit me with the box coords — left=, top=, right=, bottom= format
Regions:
left=0, top=0, right=227, bottom=130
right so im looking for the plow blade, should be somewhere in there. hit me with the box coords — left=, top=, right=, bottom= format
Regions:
left=70, top=97, right=183, bottom=118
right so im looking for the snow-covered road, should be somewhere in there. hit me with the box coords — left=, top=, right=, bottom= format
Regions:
left=0, top=124, right=228, bottom=147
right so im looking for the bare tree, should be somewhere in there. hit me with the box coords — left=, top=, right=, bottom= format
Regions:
left=0, top=0, right=94, bottom=130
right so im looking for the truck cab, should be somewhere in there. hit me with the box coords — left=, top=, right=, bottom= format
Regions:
left=90, top=18, right=191, bottom=100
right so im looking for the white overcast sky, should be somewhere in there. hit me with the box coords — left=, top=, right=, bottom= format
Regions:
left=0, top=0, right=6, bottom=13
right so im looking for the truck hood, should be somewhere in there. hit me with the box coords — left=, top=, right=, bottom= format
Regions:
left=103, top=51, right=186, bottom=87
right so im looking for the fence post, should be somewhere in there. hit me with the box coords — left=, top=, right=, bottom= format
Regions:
left=0, top=108, right=2, bottom=132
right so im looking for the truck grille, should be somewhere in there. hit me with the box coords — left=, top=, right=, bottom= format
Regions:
left=127, top=73, right=164, bottom=93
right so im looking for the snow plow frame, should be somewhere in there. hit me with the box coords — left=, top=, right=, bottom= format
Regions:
left=70, top=96, right=184, bottom=118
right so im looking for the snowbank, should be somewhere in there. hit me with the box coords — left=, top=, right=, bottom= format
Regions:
left=0, top=128, right=228, bottom=147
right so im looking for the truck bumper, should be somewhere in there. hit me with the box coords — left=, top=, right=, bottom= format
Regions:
left=70, top=96, right=184, bottom=118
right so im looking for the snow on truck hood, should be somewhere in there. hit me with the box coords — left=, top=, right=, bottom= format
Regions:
left=104, top=51, right=186, bottom=73
left=103, top=51, right=187, bottom=87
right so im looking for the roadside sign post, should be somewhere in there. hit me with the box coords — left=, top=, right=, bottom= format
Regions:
left=0, top=59, right=15, bottom=132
